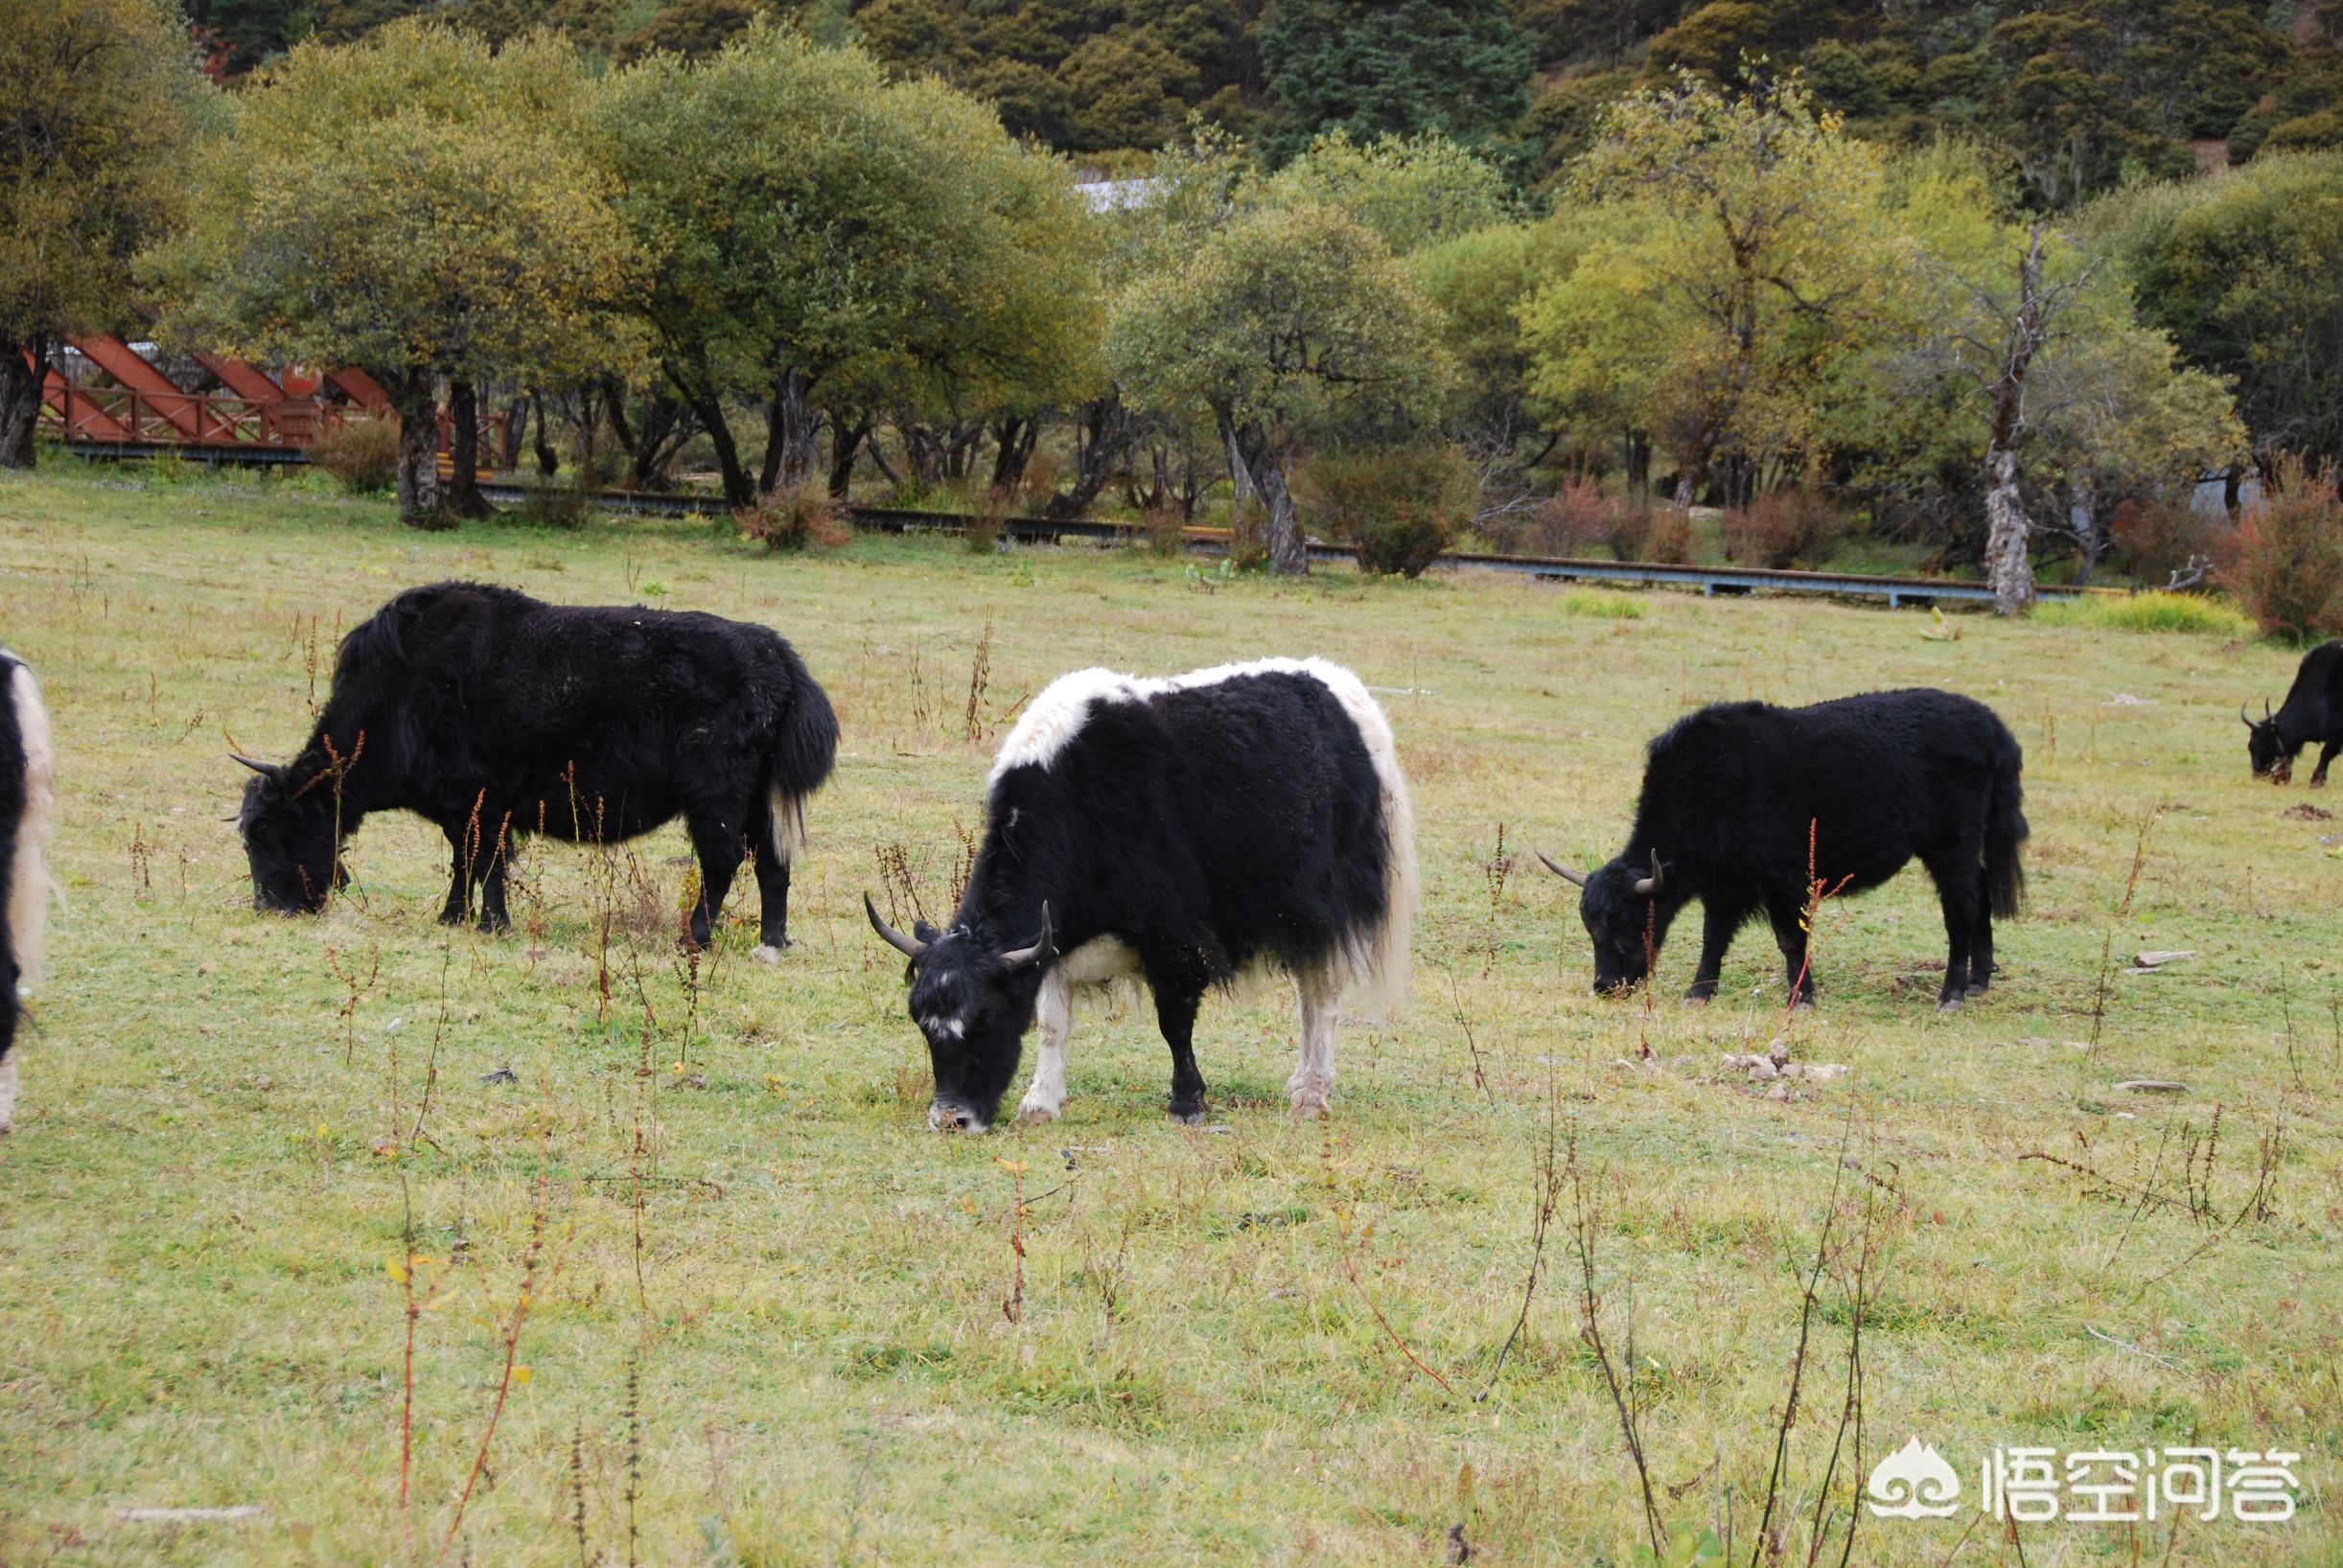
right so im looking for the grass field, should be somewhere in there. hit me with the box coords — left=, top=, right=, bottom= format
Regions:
left=0, top=465, right=2337, bottom=1567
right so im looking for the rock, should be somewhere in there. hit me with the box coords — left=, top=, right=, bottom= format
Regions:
left=1767, top=1035, right=1793, bottom=1068
left=2114, top=1079, right=2189, bottom=1094
left=2132, top=950, right=2197, bottom=969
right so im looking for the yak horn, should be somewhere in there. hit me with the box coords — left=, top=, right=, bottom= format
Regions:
left=1536, top=851, right=1589, bottom=888
left=1000, top=902, right=1056, bottom=969
left=228, top=750, right=278, bottom=778
left=2241, top=702, right=2257, bottom=728
left=864, top=892, right=927, bottom=959
left=1632, top=851, right=1663, bottom=897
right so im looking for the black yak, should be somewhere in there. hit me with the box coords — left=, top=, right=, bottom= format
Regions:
left=235, top=582, right=836, bottom=956
left=1, top=650, right=56, bottom=1133
left=1542, top=688, right=2027, bottom=1011
left=2244, top=640, right=2342, bottom=786
left=865, top=658, right=1415, bottom=1131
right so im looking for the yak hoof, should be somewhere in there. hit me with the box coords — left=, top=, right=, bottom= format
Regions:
left=1016, top=1098, right=1061, bottom=1125
left=749, top=944, right=786, bottom=965
left=1682, top=991, right=1713, bottom=1007
left=1289, top=1097, right=1329, bottom=1119
left=1170, top=1105, right=1208, bottom=1126
left=1936, top=995, right=1965, bottom=1014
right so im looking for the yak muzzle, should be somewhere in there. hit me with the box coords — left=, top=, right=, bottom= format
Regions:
left=927, top=1100, right=987, bottom=1134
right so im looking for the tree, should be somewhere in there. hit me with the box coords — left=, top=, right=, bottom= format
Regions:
left=1259, top=0, right=1533, bottom=164
left=1, top=0, right=215, bottom=470
left=1522, top=74, right=1899, bottom=506
left=153, top=22, right=635, bottom=525
left=2090, top=150, right=2343, bottom=470
left=596, top=26, right=1099, bottom=507
left=1109, top=201, right=1452, bottom=574
left=1262, top=131, right=1514, bottom=253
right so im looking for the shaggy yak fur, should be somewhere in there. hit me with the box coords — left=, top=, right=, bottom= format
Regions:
left=2245, top=640, right=2342, bottom=786
left=1543, top=687, right=2028, bottom=1011
left=236, top=582, right=837, bottom=954
left=865, top=659, right=1415, bottom=1131
left=1, top=650, right=56, bottom=1134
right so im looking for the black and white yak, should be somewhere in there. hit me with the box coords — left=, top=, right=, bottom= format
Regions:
left=2244, top=639, right=2342, bottom=786
left=234, top=582, right=837, bottom=956
left=1541, top=688, right=2027, bottom=1011
left=865, top=658, right=1415, bottom=1131
left=1, top=650, right=56, bottom=1134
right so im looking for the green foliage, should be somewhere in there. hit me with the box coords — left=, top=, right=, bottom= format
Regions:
left=2091, top=150, right=2343, bottom=469
left=1262, top=132, right=1514, bottom=255
left=1258, top=0, right=1534, bottom=164
left=1299, top=443, right=1477, bottom=576
left=154, top=22, right=635, bottom=389
left=2035, top=590, right=2258, bottom=637
left=1, top=0, right=216, bottom=350
left=311, top=417, right=401, bottom=494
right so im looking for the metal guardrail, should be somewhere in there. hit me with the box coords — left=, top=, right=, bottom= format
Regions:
left=474, top=483, right=2087, bottom=607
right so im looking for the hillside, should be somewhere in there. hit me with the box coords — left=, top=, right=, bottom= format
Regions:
left=186, top=0, right=2343, bottom=202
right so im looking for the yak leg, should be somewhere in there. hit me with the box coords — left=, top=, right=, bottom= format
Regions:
left=1154, top=986, right=1208, bottom=1125
left=684, top=812, right=746, bottom=953
left=1017, top=968, right=1077, bottom=1124
left=438, top=827, right=472, bottom=925
left=1683, top=901, right=1742, bottom=1003
left=742, top=796, right=794, bottom=962
left=1767, top=901, right=1818, bottom=1009
left=1965, top=889, right=1997, bottom=998
left=2311, top=740, right=2338, bottom=787
left=1922, top=851, right=1983, bottom=1009
left=1287, top=972, right=1341, bottom=1118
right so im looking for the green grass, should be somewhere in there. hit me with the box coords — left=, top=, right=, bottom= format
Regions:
left=1, top=463, right=2338, bottom=1566
left=2038, top=590, right=2262, bottom=639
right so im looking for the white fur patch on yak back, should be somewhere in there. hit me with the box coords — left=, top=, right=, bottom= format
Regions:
left=986, top=658, right=1415, bottom=1017
left=8, top=657, right=56, bottom=996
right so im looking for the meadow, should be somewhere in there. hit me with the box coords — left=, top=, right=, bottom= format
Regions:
left=0, top=465, right=2336, bottom=1566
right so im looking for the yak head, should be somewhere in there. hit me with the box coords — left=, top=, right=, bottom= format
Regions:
left=232, top=752, right=346, bottom=913
left=1539, top=850, right=1671, bottom=995
left=865, top=895, right=1056, bottom=1132
left=2242, top=701, right=2294, bottom=782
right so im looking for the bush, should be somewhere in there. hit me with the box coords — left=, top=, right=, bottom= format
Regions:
left=2036, top=591, right=2258, bottom=637
left=2106, top=496, right=2218, bottom=586
left=1300, top=445, right=1475, bottom=578
left=519, top=482, right=592, bottom=530
left=965, top=487, right=1012, bottom=554
left=1140, top=504, right=1186, bottom=558
left=1227, top=498, right=1271, bottom=570
left=1723, top=486, right=1844, bottom=569
left=1527, top=474, right=1629, bottom=556
left=313, top=417, right=399, bottom=495
left=1623, top=505, right=1693, bottom=565
left=737, top=483, right=848, bottom=551
left=2220, top=453, right=2343, bottom=639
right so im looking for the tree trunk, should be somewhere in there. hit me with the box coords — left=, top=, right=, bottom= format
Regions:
left=0, top=335, right=51, bottom=471
left=531, top=396, right=559, bottom=478
left=662, top=357, right=752, bottom=509
left=1983, top=227, right=2054, bottom=617
left=388, top=373, right=447, bottom=529
left=989, top=415, right=1036, bottom=494
left=1048, top=396, right=1131, bottom=519
left=826, top=413, right=870, bottom=498
left=1224, top=416, right=1306, bottom=576
left=759, top=368, right=820, bottom=496
left=445, top=378, right=494, bottom=519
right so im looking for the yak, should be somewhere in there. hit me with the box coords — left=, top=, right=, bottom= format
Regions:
left=2244, top=640, right=2342, bottom=786
left=864, top=658, right=1415, bottom=1131
left=1, top=649, right=56, bottom=1134
left=235, top=582, right=837, bottom=957
left=1541, top=688, right=2027, bottom=1011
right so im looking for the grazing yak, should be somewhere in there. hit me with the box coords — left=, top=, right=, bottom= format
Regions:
left=235, top=582, right=837, bottom=957
left=2244, top=640, right=2342, bottom=786
left=865, top=658, right=1415, bottom=1131
left=2, top=650, right=56, bottom=1134
left=1541, top=688, right=2027, bottom=1011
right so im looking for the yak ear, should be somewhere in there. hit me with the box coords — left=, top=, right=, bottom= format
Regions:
left=913, top=918, right=941, bottom=943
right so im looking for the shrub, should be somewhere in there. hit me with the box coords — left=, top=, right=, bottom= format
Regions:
left=1528, top=474, right=1628, bottom=557
left=313, top=416, right=399, bottom=494
left=2036, top=591, right=2258, bottom=637
left=1227, top=498, right=1271, bottom=570
left=1140, top=504, right=1186, bottom=558
left=1554, top=588, right=1645, bottom=619
left=1627, top=506, right=1693, bottom=565
left=1722, top=486, right=1844, bottom=569
left=1300, top=445, right=1475, bottom=579
left=737, top=483, right=848, bottom=551
left=2220, top=453, right=2343, bottom=639
left=965, top=487, right=1012, bottom=554
left=2106, top=496, right=2218, bottom=586
left=519, top=482, right=592, bottom=530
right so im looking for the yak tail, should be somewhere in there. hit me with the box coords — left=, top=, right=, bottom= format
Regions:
left=1310, top=660, right=1416, bottom=1020
left=765, top=668, right=840, bottom=865
left=1985, top=740, right=2029, bottom=922
left=6, top=657, right=56, bottom=997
